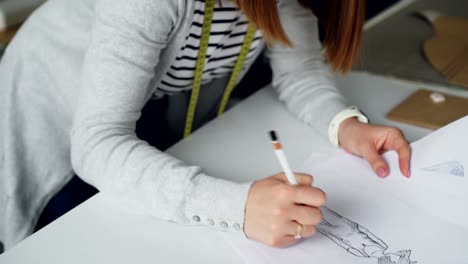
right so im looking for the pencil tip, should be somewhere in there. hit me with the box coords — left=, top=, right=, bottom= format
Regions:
left=269, top=130, right=278, bottom=141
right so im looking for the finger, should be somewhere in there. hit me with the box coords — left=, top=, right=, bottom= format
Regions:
left=394, top=138, right=411, bottom=178
left=361, top=144, right=389, bottom=178
left=273, top=173, right=313, bottom=186
left=300, top=225, right=318, bottom=238
left=294, top=173, right=314, bottom=186
left=289, top=205, right=323, bottom=226
left=268, top=235, right=299, bottom=248
left=293, top=186, right=326, bottom=207
left=384, top=128, right=411, bottom=178
left=284, top=222, right=318, bottom=238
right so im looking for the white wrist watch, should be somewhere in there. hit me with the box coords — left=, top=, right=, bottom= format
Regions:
left=328, top=106, right=369, bottom=148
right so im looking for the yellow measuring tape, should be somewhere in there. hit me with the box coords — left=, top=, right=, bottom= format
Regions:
left=184, top=0, right=257, bottom=138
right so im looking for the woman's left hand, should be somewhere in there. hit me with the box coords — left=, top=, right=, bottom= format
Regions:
left=337, top=118, right=411, bottom=178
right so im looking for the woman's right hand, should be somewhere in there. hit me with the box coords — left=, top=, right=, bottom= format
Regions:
left=243, top=173, right=326, bottom=248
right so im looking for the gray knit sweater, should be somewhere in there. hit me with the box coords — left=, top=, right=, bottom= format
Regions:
left=0, top=0, right=347, bottom=249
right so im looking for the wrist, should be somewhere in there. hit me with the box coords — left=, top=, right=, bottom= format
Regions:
left=337, top=117, right=362, bottom=147
left=328, top=106, right=369, bottom=148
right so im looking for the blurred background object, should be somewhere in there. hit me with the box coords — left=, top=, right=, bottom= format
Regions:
left=355, top=0, right=468, bottom=90
left=0, top=0, right=45, bottom=31
left=0, top=0, right=46, bottom=56
left=417, top=10, right=468, bottom=88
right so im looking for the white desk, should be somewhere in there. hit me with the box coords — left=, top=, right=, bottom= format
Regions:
left=3, top=72, right=466, bottom=263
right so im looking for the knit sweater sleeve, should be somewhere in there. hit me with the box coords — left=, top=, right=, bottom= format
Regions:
left=71, top=0, right=251, bottom=235
left=269, top=0, right=348, bottom=137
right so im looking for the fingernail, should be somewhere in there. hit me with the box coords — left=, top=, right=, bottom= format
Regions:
left=406, top=168, right=411, bottom=178
left=377, top=167, right=388, bottom=178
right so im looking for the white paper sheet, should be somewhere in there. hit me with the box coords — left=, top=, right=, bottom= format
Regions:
left=225, top=116, right=468, bottom=264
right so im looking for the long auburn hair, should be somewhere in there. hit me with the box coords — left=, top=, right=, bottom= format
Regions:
left=234, top=0, right=367, bottom=73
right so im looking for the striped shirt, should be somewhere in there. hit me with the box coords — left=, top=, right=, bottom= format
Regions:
left=153, top=0, right=264, bottom=98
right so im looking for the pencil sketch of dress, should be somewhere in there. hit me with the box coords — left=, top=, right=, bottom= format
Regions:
left=421, top=160, right=464, bottom=177
left=318, top=207, right=417, bottom=264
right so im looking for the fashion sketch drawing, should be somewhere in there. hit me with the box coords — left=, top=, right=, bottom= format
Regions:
left=318, top=207, right=417, bottom=264
left=421, top=160, right=464, bottom=177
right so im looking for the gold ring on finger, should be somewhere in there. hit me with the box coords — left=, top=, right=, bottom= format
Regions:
left=294, top=223, right=303, bottom=240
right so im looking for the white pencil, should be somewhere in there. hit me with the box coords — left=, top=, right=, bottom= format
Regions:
left=269, top=131, right=297, bottom=185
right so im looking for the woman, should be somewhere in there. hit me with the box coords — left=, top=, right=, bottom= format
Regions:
left=0, top=0, right=411, bottom=250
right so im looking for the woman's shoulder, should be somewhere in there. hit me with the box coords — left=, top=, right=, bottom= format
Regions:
left=95, top=0, right=184, bottom=19
left=94, top=0, right=188, bottom=36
